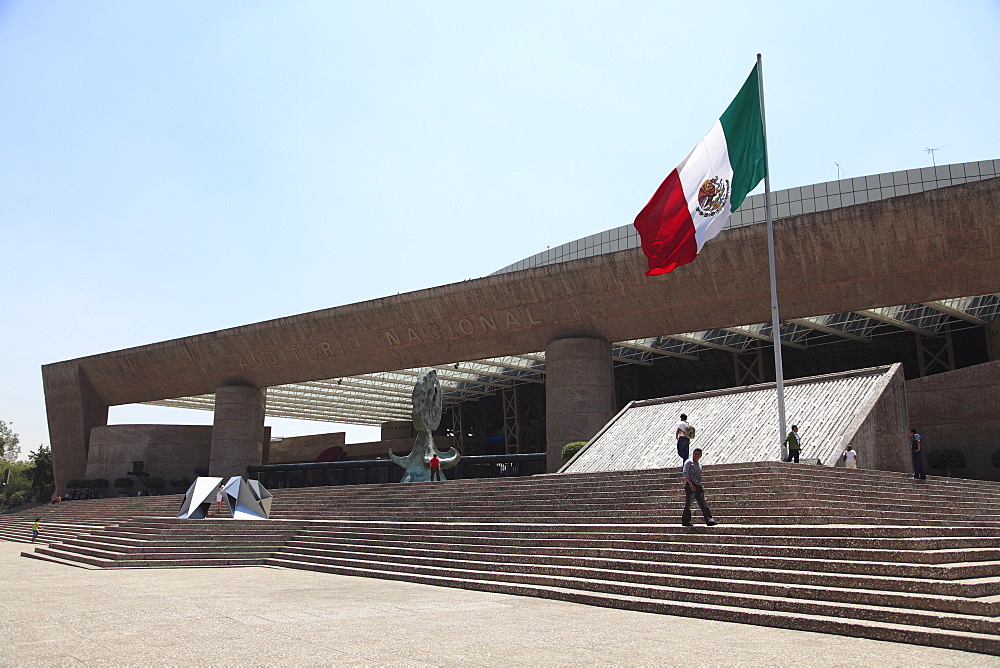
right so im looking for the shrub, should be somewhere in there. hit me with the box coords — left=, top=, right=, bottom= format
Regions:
left=80, top=479, right=92, bottom=489
left=926, top=448, right=966, bottom=476
left=170, top=476, right=191, bottom=490
left=89, top=478, right=109, bottom=489
left=113, top=477, right=134, bottom=489
left=992, top=449, right=1000, bottom=469
left=65, top=479, right=84, bottom=489
left=561, top=441, right=588, bottom=462
left=146, top=477, right=165, bottom=490
left=193, top=467, right=209, bottom=477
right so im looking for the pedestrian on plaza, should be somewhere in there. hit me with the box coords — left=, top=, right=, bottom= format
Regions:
left=841, top=445, right=859, bottom=469
left=681, top=448, right=717, bottom=527
left=783, top=425, right=802, bottom=463
left=909, top=428, right=927, bottom=480
left=31, top=518, right=40, bottom=543
left=429, top=455, right=442, bottom=481
left=675, top=413, right=693, bottom=462
left=216, top=484, right=225, bottom=511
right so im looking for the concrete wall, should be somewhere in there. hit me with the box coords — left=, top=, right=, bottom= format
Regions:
left=85, top=425, right=213, bottom=488
left=268, top=432, right=347, bottom=464
left=905, top=360, right=1000, bottom=481
left=837, top=364, right=910, bottom=472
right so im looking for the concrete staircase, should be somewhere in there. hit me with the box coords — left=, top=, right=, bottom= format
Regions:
left=7, top=463, right=1000, bottom=654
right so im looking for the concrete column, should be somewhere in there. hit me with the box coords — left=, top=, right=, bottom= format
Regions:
left=42, top=364, right=109, bottom=494
left=545, top=337, right=616, bottom=473
left=209, top=385, right=266, bottom=479
left=987, top=319, right=1000, bottom=362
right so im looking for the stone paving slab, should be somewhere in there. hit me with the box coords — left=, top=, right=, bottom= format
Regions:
left=0, top=542, right=994, bottom=667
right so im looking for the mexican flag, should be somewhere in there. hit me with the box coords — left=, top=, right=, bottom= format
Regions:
left=634, top=64, right=767, bottom=276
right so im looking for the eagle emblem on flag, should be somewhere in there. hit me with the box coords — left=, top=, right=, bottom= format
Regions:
left=695, top=176, right=731, bottom=217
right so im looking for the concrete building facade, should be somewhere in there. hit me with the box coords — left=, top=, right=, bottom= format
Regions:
left=42, top=167, right=1000, bottom=491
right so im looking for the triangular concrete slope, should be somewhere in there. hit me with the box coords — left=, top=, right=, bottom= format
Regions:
left=563, top=365, right=907, bottom=474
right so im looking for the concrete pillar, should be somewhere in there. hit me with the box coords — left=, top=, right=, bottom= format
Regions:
left=545, top=337, right=616, bottom=473
left=42, top=364, right=108, bottom=494
left=987, top=319, right=1000, bottom=362
left=209, top=385, right=266, bottom=479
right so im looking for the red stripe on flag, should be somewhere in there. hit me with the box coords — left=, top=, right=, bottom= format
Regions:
left=633, top=169, right=698, bottom=276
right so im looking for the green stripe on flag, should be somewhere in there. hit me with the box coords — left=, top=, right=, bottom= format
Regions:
left=719, top=65, right=767, bottom=211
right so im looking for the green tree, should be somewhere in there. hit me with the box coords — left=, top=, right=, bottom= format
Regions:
left=0, top=420, right=20, bottom=463
left=1, top=461, right=34, bottom=508
left=28, top=445, right=54, bottom=503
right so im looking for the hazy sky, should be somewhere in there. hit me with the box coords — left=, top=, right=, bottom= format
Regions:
left=2, top=1, right=999, bottom=457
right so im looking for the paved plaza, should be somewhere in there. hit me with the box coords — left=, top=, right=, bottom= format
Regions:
left=0, top=542, right=993, bottom=667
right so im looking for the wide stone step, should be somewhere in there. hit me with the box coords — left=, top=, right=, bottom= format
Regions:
left=274, top=519, right=1000, bottom=539
left=263, top=557, right=1000, bottom=654
left=299, top=527, right=1000, bottom=551
left=277, top=541, right=1000, bottom=581
left=265, top=510, right=1000, bottom=526
left=292, top=535, right=1000, bottom=565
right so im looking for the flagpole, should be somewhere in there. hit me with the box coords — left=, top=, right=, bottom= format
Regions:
left=756, top=53, right=788, bottom=460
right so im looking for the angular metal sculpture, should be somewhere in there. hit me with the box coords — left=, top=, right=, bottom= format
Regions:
left=177, top=476, right=272, bottom=519
left=389, top=368, right=460, bottom=482
left=177, top=476, right=224, bottom=519
left=221, top=476, right=273, bottom=519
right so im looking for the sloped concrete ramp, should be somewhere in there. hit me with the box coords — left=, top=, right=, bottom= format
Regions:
left=563, top=364, right=908, bottom=473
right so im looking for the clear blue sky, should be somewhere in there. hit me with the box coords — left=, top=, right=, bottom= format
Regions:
left=2, top=1, right=999, bottom=457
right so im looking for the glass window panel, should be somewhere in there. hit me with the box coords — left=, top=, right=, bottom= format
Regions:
left=906, top=169, right=923, bottom=184
left=814, top=183, right=827, bottom=197
left=789, top=200, right=803, bottom=215
left=826, top=181, right=840, bottom=195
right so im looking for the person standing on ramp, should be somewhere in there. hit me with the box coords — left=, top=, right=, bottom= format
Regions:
left=675, top=413, right=693, bottom=461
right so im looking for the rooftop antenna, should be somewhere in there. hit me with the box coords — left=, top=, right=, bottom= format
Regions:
left=835, top=162, right=845, bottom=180
left=925, top=147, right=942, bottom=168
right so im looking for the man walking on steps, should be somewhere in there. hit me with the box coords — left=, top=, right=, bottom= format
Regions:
left=783, top=425, right=802, bottom=463
left=676, top=413, right=692, bottom=461
left=682, top=448, right=717, bottom=527
left=909, top=428, right=927, bottom=480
